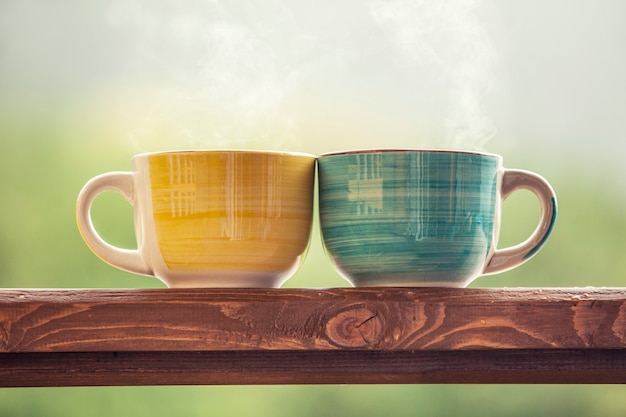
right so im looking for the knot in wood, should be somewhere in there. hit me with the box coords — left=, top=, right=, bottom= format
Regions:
left=325, top=306, right=383, bottom=348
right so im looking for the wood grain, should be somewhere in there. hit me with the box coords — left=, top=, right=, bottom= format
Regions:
left=2, top=288, right=626, bottom=353
left=1, top=287, right=626, bottom=386
left=3, top=349, right=626, bottom=386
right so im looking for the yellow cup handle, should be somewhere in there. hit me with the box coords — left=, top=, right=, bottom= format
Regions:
left=483, top=169, right=558, bottom=275
left=76, top=172, right=152, bottom=276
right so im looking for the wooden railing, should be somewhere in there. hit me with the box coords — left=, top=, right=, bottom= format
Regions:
left=1, top=287, right=625, bottom=386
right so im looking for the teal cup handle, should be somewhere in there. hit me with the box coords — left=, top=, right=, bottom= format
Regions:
left=484, top=168, right=557, bottom=275
left=318, top=150, right=558, bottom=287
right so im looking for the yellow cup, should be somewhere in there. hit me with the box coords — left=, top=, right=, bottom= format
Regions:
left=76, top=150, right=316, bottom=288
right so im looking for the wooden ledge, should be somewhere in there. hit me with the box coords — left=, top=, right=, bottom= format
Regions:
left=1, top=287, right=626, bottom=386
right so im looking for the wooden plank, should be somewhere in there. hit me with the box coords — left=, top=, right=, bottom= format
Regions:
left=2, top=288, right=626, bottom=353
left=1, top=288, right=626, bottom=386
left=2, top=349, right=626, bottom=387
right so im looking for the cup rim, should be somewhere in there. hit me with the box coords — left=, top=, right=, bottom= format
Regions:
left=319, top=148, right=501, bottom=159
left=133, top=149, right=316, bottom=159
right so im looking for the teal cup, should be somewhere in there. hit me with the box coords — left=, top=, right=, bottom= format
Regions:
left=318, top=149, right=557, bottom=287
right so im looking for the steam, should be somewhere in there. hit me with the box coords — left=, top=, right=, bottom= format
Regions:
left=370, top=0, right=497, bottom=149
left=109, top=0, right=306, bottom=151
left=108, top=0, right=497, bottom=152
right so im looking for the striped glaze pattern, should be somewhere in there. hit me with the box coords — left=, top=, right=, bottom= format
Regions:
left=146, top=151, right=316, bottom=286
left=318, top=150, right=501, bottom=287
left=76, top=150, right=316, bottom=288
left=77, top=149, right=555, bottom=288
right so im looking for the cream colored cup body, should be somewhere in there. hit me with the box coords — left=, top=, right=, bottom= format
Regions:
left=76, top=150, right=316, bottom=288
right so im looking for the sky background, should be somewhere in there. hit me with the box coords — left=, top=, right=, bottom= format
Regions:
left=0, top=0, right=625, bottom=290
left=1, top=0, right=624, bottom=178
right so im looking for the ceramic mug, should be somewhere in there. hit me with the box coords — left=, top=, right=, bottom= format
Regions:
left=318, top=149, right=557, bottom=287
left=76, top=150, right=316, bottom=288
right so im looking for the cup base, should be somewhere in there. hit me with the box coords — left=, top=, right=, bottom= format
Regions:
left=337, top=272, right=477, bottom=288
left=157, top=271, right=292, bottom=288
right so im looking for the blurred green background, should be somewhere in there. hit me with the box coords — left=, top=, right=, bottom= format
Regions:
left=2, top=0, right=626, bottom=415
